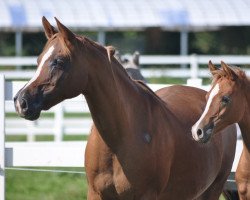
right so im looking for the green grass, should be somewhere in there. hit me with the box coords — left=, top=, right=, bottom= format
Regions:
left=63, top=135, right=89, bottom=141
left=6, top=135, right=27, bottom=142
left=146, top=76, right=212, bottom=85
left=6, top=167, right=227, bottom=200
left=6, top=134, right=89, bottom=142
left=6, top=112, right=91, bottom=118
left=6, top=168, right=88, bottom=200
left=5, top=132, right=230, bottom=200
left=6, top=134, right=89, bottom=199
left=146, top=77, right=188, bottom=84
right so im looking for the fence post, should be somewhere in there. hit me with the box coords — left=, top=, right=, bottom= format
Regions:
left=187, top=54, right=202, bottom=87
left=0, top=75, right=5, bottom=200
left=26, top=121, right=36, bottom=142
left=54, top=104, right=64, bottom=142
left=190, top=54, right=198, bottom=79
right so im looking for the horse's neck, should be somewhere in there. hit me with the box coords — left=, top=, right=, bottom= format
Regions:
left=84, top=51, right=146, bottom=149
left=239, top=80, right=250, bottom=151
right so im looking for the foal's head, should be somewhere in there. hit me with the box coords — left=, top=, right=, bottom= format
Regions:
left=14, top=17, right=89, bottom=120
left=192, top=61, right=247, bottom=143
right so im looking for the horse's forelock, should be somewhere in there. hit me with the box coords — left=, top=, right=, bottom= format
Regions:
left=212, top=65, right=246, bottom=84
left=45, top=33, right=72, bottom=57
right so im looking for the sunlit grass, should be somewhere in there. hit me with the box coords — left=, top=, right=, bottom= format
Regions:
left=6, top=167, right=87, bottom=200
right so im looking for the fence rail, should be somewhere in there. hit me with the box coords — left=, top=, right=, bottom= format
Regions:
left=4, top=81, right=210, bottom=142
left=2, top=55, right=250, bottom=80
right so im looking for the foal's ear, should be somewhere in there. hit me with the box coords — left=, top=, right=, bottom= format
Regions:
left=55, top=17, right=76, bottom=48
left=208, top=60, right=217, bottom=75
left=221, top=61, right=237, bottom=80
left=42, top=16, right=57, bottom=39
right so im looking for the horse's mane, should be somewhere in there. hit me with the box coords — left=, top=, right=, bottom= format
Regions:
left=134, top=80, right=166, bottom=104
left=82, top=36, right=165, bottom=102
left=54, top=33, right=164, bottom=102
left=78, top=36, right=132, bottom=77
left=212, top=65, right=247, bottom=84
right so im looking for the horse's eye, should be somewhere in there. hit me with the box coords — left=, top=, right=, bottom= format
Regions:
left=57, top=58, right=64, bottom=65
left=51, top=58, right=64, bottom=68
left=51, top=59, right=58, bottom=66
left=221, top=96, right=230, bottom=105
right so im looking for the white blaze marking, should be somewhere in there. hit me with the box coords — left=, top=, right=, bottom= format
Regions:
left=24, top=46, right=55, bottom=89
left=192, top=83, right=220, bottom=139
left=16, top=99, right=22, bottom=114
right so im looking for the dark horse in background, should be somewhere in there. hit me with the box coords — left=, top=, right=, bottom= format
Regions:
left=115, top=51, right=147, bottom=83
left=14, top=17, right=237, bottom=200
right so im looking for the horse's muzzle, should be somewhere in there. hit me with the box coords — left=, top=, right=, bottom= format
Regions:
left=14, top=91, right=42, bottom=121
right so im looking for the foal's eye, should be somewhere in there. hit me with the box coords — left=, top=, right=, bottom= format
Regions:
left=221, top=96, right=230, bottom=105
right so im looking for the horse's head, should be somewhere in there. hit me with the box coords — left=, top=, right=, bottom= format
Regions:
left=118, top=51, right=140, bottom=69
left=14, top=17, right=88, bottom=120
left=191, top=61, right=247, bottom=143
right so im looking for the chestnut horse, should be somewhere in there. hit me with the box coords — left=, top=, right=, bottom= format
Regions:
left=191, top=61, right=250, bottom=200
left=14, top=17, right=237, bottom=200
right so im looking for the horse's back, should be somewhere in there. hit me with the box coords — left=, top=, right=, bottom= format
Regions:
left=155, top=85, right=237, bottom=199
left=156, top=85, right=206, bottom=126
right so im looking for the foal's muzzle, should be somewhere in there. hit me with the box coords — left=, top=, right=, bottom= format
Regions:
left=192, top=123, right=214, bottom=143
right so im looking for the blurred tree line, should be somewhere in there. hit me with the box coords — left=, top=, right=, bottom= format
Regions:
left=1, top=26, right=250, bottom=56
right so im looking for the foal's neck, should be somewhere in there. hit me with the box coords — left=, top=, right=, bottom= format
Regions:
left=239, top=79, right=250, bottom=151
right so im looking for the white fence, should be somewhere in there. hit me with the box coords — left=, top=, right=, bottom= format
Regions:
left=0, top=75, right=243, bottom=200
left=4, top=80, right=210, bottom=142
left=2, top=55, right=250, bottom=79
left=1, top=54, right=249, bottom=199
left=4, top=54, right=250, bottom=141
left=0, top=75, right=5, bottom=200
left=5, top=81, right=181, bottom=142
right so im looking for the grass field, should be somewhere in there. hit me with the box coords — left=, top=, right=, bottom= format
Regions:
left=6, top=167, right=226, bottom=200
left=6, top=133, right=88, bottom=200
left=6, top=167, right=88, bottom=200
left=5, top=133, right=227, bottom=200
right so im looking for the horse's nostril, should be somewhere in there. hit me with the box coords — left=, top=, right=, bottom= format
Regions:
left=197, top=129, right=203, bottom=138
left=21, top=98, right=28, bottom=111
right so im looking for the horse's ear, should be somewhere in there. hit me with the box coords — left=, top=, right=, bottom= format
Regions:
left=42, top=16, right=57, bottom=39
left=132, top=51, right=140, bottom=66
left=106, top=46, right=115, bottom=62
left=208, top=60, right=217, bottom=75
left=221, top=61, right=237, bottom=80
left=55, top=17, right=76, bottom=47
left=106, top=46, right=115, bottom=56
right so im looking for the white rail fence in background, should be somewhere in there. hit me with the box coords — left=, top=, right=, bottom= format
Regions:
left=0, top=75, right=243, bottom=200
left=2, top=54, right=250, bottom=141
left=0, top=75, right=5, bottom=200
left=1, top=55, right=250, bottom=79
left=5, top=80, right=210, bottom=142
